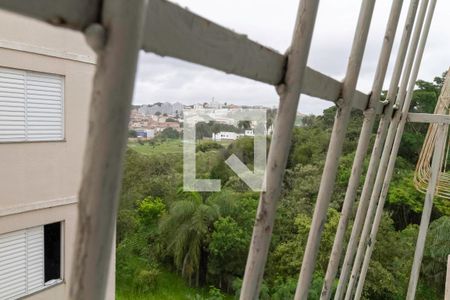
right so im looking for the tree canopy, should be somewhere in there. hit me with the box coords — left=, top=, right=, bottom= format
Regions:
left=117, top=72, right=449, bottom=299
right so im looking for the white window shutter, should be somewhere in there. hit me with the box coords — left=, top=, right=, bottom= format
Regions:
left=0, top=230, right=27, bottom=299
left=0, top=226, right=45, bottom=299
left=0, top=67, right=64, bottom=142
left=26, top=226, right=44, bottom=293
left=25, top=71, right=64, bottom=141
left=0, top=67, right=26, bottom=142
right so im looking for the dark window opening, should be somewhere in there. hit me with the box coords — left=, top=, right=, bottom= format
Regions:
left=44, top=222, right=61, bottom=282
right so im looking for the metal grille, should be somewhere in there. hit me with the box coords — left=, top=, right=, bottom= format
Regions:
left=0, top=0, right=448, bottom=299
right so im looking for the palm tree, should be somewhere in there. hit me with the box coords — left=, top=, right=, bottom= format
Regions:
left=422, top=216, right=450, bottom=291
left=238, top=120, right=251, bottom=131
left=159, top=190, right=234, bottom=286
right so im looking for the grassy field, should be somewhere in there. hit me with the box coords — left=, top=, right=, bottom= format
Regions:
left=129, top=139, right=184, bottom=156
left=128, top=139, right=232, bottom=157
left=117, top=270, right=213, bottom=300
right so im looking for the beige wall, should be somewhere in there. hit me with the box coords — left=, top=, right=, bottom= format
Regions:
left=0, top=10, right=115, bottom=300
left=0, top=47, right=93, bottom=207
left=0, top=10, right=95, bottom=59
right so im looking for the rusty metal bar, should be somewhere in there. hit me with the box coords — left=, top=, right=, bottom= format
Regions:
left=334, top=1, right=421, bottom=298
left=141, top=0, right=371, bottom=109
left=239, top=0, right=321, bottom=298
left=406, top=123, right=446, bottom=299
left=352, top=1, right=437, bottom=298
left=342, top=0, right=432, bottom=297
left=407, top=112, right=450, bottom=123
left=294, top=0, right=376, bottom=298
left=69, top=0, right=148, bottom=299
left=0, top=0, right=373, bottom=109
left=320, top=1, right=405, bottom=298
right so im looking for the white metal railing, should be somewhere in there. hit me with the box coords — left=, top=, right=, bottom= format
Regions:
left=0, top=0, right=447, bottom=299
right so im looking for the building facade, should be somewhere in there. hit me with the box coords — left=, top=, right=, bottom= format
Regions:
left=0, top=11, right=115, bottom=299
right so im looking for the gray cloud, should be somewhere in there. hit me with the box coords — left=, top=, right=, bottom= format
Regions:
left=133, top=0, right=450, bottom=115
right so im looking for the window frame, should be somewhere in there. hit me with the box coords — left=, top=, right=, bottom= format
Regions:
left=0, top=222, right=65, bottom=299
left=0, top=66, right=65, bottom=144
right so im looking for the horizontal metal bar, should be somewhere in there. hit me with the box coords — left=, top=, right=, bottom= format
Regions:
left=302, top=68, right=370, bottom=111
left=0, top=0, right=371, bottom=109
left=0, top=0, right=100, bottom=30
left=143, top=0, right=370, bottom=110
left=143, top=0, right=284, bottom=85
left=407, top=113, right=450, bottom=124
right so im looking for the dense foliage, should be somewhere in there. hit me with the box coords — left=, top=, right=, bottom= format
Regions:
left=117, top=74, right=449, bottom=299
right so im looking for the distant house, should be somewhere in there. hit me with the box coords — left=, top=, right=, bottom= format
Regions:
left=135, top=129, right=155, bottom=139
left=245, top=129, right=255, bottom=136
left=213, top=131, right=241, bottom=141
left=192, top=103, right=204, bottom=110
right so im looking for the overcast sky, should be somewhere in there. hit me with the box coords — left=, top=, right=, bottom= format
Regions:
left=133, top=0, right=450, bottom=115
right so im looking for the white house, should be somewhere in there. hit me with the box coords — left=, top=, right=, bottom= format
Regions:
left=212, top=131, right=241, bottom=141
left=244, top=129, right=255, bottom=136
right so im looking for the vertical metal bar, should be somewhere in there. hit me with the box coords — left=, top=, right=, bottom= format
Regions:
left=334, top=1, right=421, bottom=298
left=69, top=0, right=148, bottom=299
left=320, top=1, right=404, bottom=299
left=294, top=1, right=376, bottom=299
left=406, top=124, right=446, bottom=300
left=352, top=1, right=437, bottom=298
left=342, top=0, right=431, bottom=297
left=239, top=0, right=320, bottom=298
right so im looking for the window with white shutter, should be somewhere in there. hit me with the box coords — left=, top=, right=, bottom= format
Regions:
left=0, top=67, right=64, bottom=142
left=0, top=223, right=62, bottom=299
left=0, top=229, right=27, bottom=299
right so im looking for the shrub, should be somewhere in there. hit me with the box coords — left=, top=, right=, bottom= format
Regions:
left=137, top=197, right=166, bottom=224
left=197, top=141, right=224, bottom=152
left=206, top=286, right=225, bottom=300
left=134, top=267, right=160, bottom=293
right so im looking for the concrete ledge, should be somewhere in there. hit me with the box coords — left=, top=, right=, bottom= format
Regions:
left=0, top=39, right=96, bottom=64
left=0, top=196, right=78, bottom=217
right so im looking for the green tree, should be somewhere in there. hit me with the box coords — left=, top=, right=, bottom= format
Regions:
left=128, top=129, right=137, bottom=138
left=159, top=127, right=180, bottom=139
left=266, top=108, right=277, bottom=130
left=208, top=217, right=248, bottom=290
left=197, top=141, right=224, bottom=153
left=120, top=148, right=181, bottom=210
left=268, top=208, right=340, bottom=280
left=422, top=216, right=450, bottom=294
left=137, top=197, right=166, bottom=225
left=238, top=120, right=251, bottom=130
left=159, top=191, right=233, bottom=286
